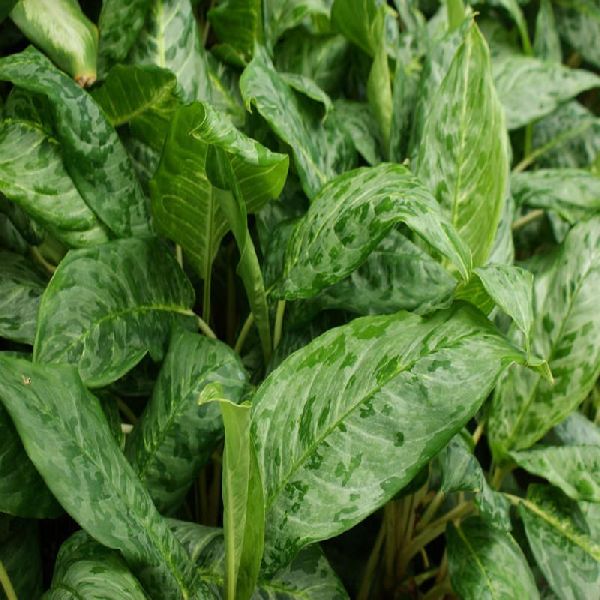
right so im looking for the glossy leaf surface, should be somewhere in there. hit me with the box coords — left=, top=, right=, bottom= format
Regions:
left=126, top=328, right=247, bottom=513
left=34, top=238, right=195, bottom=387
left=0, top=47, right=150, bottom=237
left=416, top=23, right=508, bottom=267
left=278, top=163, right=471, bottom=300
left=251, top=304, right=536, bottom=571
left=519, top=484, right=600, bottom=600
left=447, top=517, right=538, bottom=600
left=490, top=218, right=600, bottom=457
left=0, top=356, right=203, bottom=599
left=512, top=446, right=600, bottom=502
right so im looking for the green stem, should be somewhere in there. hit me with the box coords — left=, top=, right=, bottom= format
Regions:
left=175, top=244, right=183, bottom=268
left=0, top=561, right=17, bottom=600
left=357, top=519, right=386, bottom=600
left=416, top=490, right=445, bottom=533
left=406, top=502, right=474, bottom=561
left=195, top=313, right=217, bottom=339
left=30, top=246, right=56, bottom=275
left=202, top=274, right=212, bottom=325
left=234, top=313, right=255, bottom=355
left=117, top=398, right=137, bottom=425
left=511, top=209, right=544, bottom=231
left=273, top=300, right=286, bottom=351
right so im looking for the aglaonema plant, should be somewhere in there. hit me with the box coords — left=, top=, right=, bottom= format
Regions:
left=0, top=0, right=599, bottom=598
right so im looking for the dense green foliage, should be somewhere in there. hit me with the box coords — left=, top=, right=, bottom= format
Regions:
left=0, top=0, right=599, bottom=598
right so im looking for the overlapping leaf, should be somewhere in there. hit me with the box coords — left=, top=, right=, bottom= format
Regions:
left=251, top=303, right=540, bottom=571
left=0, top=47, right=150, bottom=237
left=417, top=22, right=508, bottom=267
left=126, top=328, right=248, bottom=513
left=34, top=238, right=195, bottom=387
left=0, top=356, right=205, bottom=599
left=277, top=163, right=471, bottom=300
left=490, top=218, right=600, bottom=457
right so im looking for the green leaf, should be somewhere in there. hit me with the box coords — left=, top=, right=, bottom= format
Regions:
left=488, top=0, right=532, bottom=54
left=129, top=0, right=211, bottom=103
left=492, top=55, right=600, bottom=130
left=519, top=484, right=600, bottom=600
left=314, top=230, right=457, bottom=316
left=216, top=401, right=264, bottom=600
left=511, top=169, right=600, bottom=224
left=275, top=31, right=350, bottom=96
left=330, top=0, right=380, bottom=56
left=170, top=520, right=349, bottom=598
left=251, top=303, right=538, bottom=571
left=0, top=356, right=203, bottom=599
left=512, top=446, right=600, bottom=502
left=533, top=101, right=600, bottom=169
left=548, top=413, right=600, bottom=447
left=447, top=517, right=539, bottom=600
left=92, top=65, right=180, bottom=153
left=0, top=47, right=150, bottom=238
left=366, top=9, right=392, bottom=154
left=126, top=328, right=248, bottom=513
left=0, top=1, right=17, bottom=23
left=489, top=218, right=600, bottom=457
left=439, top=433, right=511, bottom=529
left=416, top=22, right=509, bottom=267
left=9, top=0, right=98, bottom=85
left=0, top=252, right=45, bottom=344
left=333, top=100, right=382, bottom=166
left=555, top=0, right=600, bottom=70
left=208, top=0, right=262, bottom=65
left=279, top=72, right=333, bottom=117
left=0, top=195, right=43, bottom=254
left=278, top=163, right=472, bottom=301
left=0, top=518, right=42, bottom=600
left=263, top=0, right=330, bottom=50
left=150, top=102, right=286, bottom=352
left=45, top=531, right=148, bottom=600
left=240, top=52, right=353, bottom=199
left=0, top=119, right=111, bottom=247
left=534, top=0, right=561, bottom=63
left=97, top=0, right=152, bottom=76
left=34, top=238, right=195, bottom=388
left=457, top=264, right=534, bottom=344
left=0, top=401, right=61, bottom=518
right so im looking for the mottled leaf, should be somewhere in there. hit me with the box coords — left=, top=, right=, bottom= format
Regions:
left=439, top=433, right=511, bottom=529
left=512, top=446, right=600, bottom=502
left=0, top=401, right=61, bottom=518
left=208, top=0, right=262, bottom=65
left=278, top=163, right=471, bottom=300
left=0, top=252, right=45, bottom=344
left=511, top=169, right=600, bottom=224
left=0, top=119, right=110, bottom=247
left=333, top=100, right=382, bottom=166
left=45, top=531, right=148, bottom=600
left=126, top=328, right=247, bottom=513
left=416, top=22, right=508, bottom=267
left=534, top=0, right=561, bottom=63
left=490, top=218, right=600, bottom=457
left=240, top=52, right=354, bottom=199
left=447, top=517, right=539, bottom=600
left=97, top=0, right=152, bottom=76
left=548, top=413, right=600, bottom=447
left=493, top=55, right=600, bottom=130
left=92, top=64, right=179, bottom=153
left=457, top=264, right=534, bottom=344
left=555, top=0, right=600, bottom=70
left=0, top=47, right=150, bottom=237
left=170, top=520, right=349, bottom=598
left=129, top=0, right=210, bottom=103
left=251, top=303, right=539, bottom=571
left=519, top=484, right=600, bottom=600
left=34, top=238, right=195, bottom=388
left=0, top=357, right=203, bottom=599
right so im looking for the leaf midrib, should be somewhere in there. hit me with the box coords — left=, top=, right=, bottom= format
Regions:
left=37, top=303, right=192, bottom=364
left=264, top=324, right=478, bottom=512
